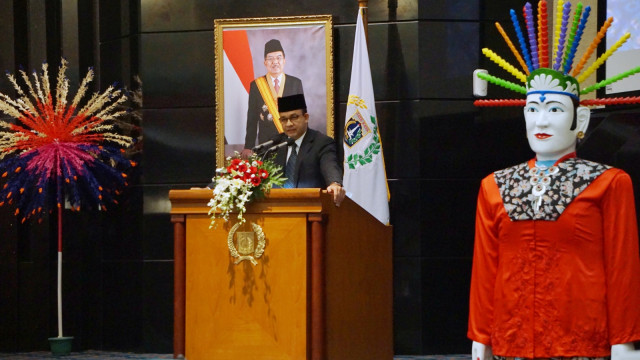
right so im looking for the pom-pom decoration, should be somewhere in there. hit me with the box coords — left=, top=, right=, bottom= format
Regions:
left=476, top=71, right=527, bottom=94
left=562, top=2, right=584, bottom=73
left=580, top=66, right=640, bottom=95
left=524, top=3, right=540, bottom=70
left=511, top=9, right=534, bottom=73
left=538, top=0, right=549, bottom=68
left=552, top=0, right=565, bottom=63
left=580, top=96, right=640, bottom=106
left=577, top=32, right=631, bottom=84
left=482, top=48, right=527, bottom=83
left=553, top=2, right=572, bottom=71
left=563, top=5, right=590, bottom=75
left=495, top=22, right=530, bottom=75
left=0, top=58, right=135, bottom=221
left=474, top=99, right=527, bottom=107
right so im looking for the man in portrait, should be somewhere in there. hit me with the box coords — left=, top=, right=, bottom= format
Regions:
left=242, top=39, right=304, bottom=157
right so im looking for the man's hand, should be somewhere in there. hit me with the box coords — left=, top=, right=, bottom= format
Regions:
left=326, top=182, right=346, bottom=207
left=241, top=148, right=253, bottom=159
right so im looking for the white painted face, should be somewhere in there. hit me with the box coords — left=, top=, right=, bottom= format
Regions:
left=524, top=92, right=590, bottom=161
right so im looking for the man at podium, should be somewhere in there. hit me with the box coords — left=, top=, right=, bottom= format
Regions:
left=274, top=94, right=346, bottom=206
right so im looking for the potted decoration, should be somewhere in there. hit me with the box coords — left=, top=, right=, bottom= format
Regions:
left=0, top=59, right=135, bottom=355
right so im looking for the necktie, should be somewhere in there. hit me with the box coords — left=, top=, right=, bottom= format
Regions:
left=274, top=78, right=280, bottom=94
left=284, top=143, right=297, bottom=188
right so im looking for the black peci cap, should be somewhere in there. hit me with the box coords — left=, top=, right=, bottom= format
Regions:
left=264, top=39, right=284, bottom=58
left=278, top=94, right=306, bottom=113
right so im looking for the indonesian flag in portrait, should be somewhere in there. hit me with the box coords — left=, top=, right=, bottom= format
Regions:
left=343, top=8, right=390, bottom=225
left=223, top=30, right=254, bottom=145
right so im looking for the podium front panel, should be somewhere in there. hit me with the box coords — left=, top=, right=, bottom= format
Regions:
left=185, top=214, right=308, bottom=360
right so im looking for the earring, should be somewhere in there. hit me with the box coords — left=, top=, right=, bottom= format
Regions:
left=577, top=131, right=585, bottom=139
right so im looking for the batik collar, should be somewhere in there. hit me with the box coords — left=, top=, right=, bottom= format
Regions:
left=494, top=156, right=610, bottom=221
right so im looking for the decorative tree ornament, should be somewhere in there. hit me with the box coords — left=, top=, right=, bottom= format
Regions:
left=0, top=58, right=136, bottom=344
left=0, top=59, right=136, bottom=218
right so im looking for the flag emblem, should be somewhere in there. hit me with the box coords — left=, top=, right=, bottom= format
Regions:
left=344, top=109, right=371, bottom=148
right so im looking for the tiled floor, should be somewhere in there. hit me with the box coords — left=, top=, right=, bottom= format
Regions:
left=0, top=352, right=471, bottom=360
left=0, top=351, right=173, bottom=359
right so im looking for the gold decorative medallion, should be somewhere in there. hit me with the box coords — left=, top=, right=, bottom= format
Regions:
left=227, top=222, right=266, bottom=265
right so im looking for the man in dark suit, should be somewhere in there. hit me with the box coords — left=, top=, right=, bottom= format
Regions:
left=242, top=39, right=304, bottom=157
left=274, top=94, right=345, bottom=206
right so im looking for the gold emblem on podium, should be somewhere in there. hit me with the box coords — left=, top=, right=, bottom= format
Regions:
left=227, top=222, right=266, bottom=265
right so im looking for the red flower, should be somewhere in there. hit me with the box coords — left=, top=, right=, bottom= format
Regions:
left=248, top=166, right=258, bottom=174
left=250, top=176, right=261, bottom=186
left=237, top=163, right=248, bottom=173
left=259, top=169, right=269, bottom=179
left=230, top=158, right=241, bottom=166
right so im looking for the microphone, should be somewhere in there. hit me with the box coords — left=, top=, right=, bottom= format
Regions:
left=252, top=133, right=287, bottom=153
left=265, top=137, right=295, bottom=153
left=261, top=137, right=295, bottom=159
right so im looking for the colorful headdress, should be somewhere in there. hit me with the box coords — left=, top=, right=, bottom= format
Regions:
left=475, top=0, right=640, bottom=107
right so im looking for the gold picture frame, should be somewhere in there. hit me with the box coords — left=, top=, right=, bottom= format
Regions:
left=214, top=15, right=334, bottom=166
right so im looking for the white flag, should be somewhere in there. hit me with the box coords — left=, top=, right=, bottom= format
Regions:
left=343, top=8, right=390, bottom=225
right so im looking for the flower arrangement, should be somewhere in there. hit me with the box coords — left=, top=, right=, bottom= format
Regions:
left=208, top=153, right=285, bottom=226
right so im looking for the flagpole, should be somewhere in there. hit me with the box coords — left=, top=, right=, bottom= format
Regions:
left=358, top=0, right=368, bottom=42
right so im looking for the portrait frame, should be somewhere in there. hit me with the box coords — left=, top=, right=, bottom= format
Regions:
left=214, top=15, right=334, bottom=166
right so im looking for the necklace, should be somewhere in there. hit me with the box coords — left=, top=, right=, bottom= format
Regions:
left=529, top=164, right=560, bottom=212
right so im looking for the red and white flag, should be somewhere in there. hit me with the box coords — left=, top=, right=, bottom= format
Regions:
left=222, top=30, right=254, bottom=145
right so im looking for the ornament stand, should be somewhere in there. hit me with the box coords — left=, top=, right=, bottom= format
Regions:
left=48, top=167, right=73, bottom=356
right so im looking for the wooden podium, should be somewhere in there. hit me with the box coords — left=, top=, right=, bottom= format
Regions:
left=169, top=188, right=393, bottom=360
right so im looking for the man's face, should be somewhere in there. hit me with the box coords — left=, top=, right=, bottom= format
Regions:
left=279, top=109, right=308, bottom=140
left=264, top=51, right=285, bottom=78
left=524, top=93, right=577, bottom=161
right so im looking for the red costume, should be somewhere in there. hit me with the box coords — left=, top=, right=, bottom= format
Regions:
left=468, top=156, right=640, bottom=358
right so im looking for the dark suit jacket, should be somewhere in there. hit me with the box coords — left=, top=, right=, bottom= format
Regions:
left=274, top=128, right=343, bottom=189
left=244, top=74, right=304, bottom=148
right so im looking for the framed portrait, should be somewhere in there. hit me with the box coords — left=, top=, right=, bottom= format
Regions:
left=214, top=15, right=334, bottom=166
